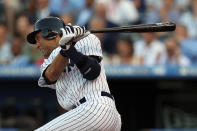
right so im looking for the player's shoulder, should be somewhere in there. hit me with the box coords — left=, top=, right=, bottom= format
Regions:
left=84, top=33, right=100, bottom=43
left=75, top=33, right=103, bottom=56
left=88, top=33, right=98, bottom=39
left=77, top=33, right=101, bottom=46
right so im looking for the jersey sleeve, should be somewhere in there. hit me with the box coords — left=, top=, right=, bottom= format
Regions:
left=75, top=34, right=103, bottom=57
left=38, top=47, right=61, bottom=88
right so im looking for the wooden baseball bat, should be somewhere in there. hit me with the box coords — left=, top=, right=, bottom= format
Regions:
left=89, top=22, right=176, bottom=33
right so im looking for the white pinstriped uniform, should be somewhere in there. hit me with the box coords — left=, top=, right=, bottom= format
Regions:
left=35, top=34, right=121, bottom=131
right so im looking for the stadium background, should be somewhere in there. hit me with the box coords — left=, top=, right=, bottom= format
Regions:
left=1, top=0, right=197, bottom=131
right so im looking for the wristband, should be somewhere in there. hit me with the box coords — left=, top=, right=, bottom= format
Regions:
left=60, top=49, right=68, bottom=57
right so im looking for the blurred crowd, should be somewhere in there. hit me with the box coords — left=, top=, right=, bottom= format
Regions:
left=0, top=0, right=197, bottom=67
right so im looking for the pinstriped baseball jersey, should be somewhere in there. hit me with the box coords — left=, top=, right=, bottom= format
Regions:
left=36, top=34, right=121, bottom=131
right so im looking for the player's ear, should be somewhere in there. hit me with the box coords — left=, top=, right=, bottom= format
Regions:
left=55, top=35, right=61, bottom=45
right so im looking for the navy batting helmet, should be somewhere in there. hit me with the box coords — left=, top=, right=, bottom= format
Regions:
left=27, top=17, right=65, bottom=44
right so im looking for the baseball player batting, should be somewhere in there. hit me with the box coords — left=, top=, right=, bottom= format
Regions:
left=26, top=17, right=121, bottom=131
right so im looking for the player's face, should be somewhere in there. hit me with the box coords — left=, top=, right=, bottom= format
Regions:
left=35, top=32, right=59, bottom=57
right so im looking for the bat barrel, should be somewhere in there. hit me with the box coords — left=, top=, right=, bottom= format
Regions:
left=90, top=22, right=176, bottom=33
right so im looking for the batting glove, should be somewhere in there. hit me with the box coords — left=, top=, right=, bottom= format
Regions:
left=59, top=25, right=76, bottom=50
left=72, top=25, right=90, bottom=42
left=59, top=25, right=90, bottom=50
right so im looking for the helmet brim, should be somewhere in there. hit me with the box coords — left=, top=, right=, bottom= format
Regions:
left=27, top=30, right=40, bottom=44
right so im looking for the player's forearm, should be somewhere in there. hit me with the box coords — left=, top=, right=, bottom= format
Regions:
left=45, top=53, right=68, bottom=82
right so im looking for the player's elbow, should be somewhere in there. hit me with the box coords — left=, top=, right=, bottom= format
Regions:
left=76, top=55, right=102, bottom=80
left=43, top=69, right=58, bottom=85
left=46, top=74, right=58, bottom=83
left=83, top=63, right=101, bottom=80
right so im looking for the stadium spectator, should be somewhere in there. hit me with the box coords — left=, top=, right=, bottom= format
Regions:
left=90, top=1, right=119, bottom=54
left=28, top=0, right=51, bottom=24
left=0, top=24, right=12, bottom=65
left=175, top=24, right=197, bottom=65
left=105, top=36, right=141, bottom=65
left=174, top=24, right=188, bottom=43
left=88, top=16, right=105, bottom=48
left=134, top=33, right=165, bottom=66
left=179, top=0, right=197, bottom=38
left=145, top=0, right=162, bottom=10
left=15, top=14, right=42, bottom=64
left=132, top=0, right=146, bottom=24
left=143, top=0, right=180, bottom=24
left=100, top=0, right=139, bottom=26
left=145, top=0, right=189, bottom=11
left=94, top=1, right=118, bottom=28
left=0, top=0, right=30, bottom=35
left=60, top=13, right=75, bottom=25
left=158, top=37, right=190, bottom=66
left=15, top=14, right=33, bottom=41
left=88, top=16, right=118, bottom=55
left=8, top=35, right=30, bottom=67
left=49, top=0, right=84, bottom=17
left=159, top=0, right=180, bottom=22
left=76, top=0, right=95, bottom=26
left=175, top=0, right=190, bottom=12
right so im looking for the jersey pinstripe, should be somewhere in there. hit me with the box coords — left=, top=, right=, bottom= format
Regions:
left=36, top=34, right=121, bottom=131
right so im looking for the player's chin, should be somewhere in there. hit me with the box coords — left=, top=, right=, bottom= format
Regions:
left=42, top=50, right=50, bottom=57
